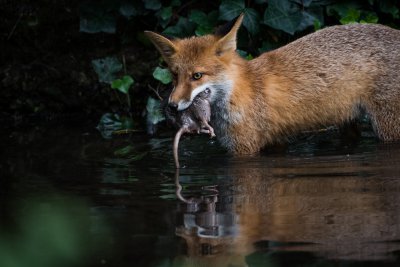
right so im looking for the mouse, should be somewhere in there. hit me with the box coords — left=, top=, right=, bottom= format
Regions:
left=170, top=89, right=215, bottom=168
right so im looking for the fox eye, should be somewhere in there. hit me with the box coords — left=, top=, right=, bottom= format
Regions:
left=192, top=72, right=202, bottom=80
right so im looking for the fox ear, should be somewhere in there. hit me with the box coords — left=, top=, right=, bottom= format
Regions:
left=215, top=13, right=244, bottom=55
left=144, top=31, right=177, bottom=60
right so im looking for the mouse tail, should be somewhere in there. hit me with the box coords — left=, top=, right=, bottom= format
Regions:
left=173, top=128, right=185, bottom=169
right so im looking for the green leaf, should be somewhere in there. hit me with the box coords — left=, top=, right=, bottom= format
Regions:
left=360, top=12, right=378, bottom=24
left=157, top=7, right=173, bottom=28
left=79, top=2, right=117, bottom=33
left=163, top=17, right=196, bottom=38
left=219, top=1, right=260, bottom=34
left=121, top=116, right=135, bottom=130
left=379, top=0, right=399, bottom=19
left=243, top=8, right=260, bottom=34
left=195, top=25, right=214, bottom=36
left=339, top=8, right=361, bottom=24
left=238, top=50, right=254, bottom=60
left=119, top=3, right=137, bottom=18
left=263, top=0, right=303, bottom=35
left=189, top=10, right=208, bottom=25
left=153, top=67, right=172, bottom=84
left=314, top=18, right=322, bottom=31
left=111, top=75, right=134, bottom=94
left=160, top=6, right=173, bottom=20
left=146, top=97, right=166, bottom=125
left=144, top=0, right=162, bottom=10
left=326, top=2, right=361, bottom=18
left=190, top=10, right=219, bottom=36
left=92, top=57, right=122, bottom=84
left=263, top=0, right=316, bottom=35
left=297, top=11, right=318, bottom=32
left=219, top=0, right=245, bottom=21
left=96, top=113, right=136, bottom=139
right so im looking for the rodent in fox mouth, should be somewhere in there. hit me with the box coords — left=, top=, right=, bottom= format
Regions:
left=171, top=89, right=215, bottom=168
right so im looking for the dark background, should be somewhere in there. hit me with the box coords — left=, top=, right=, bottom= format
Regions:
left=1, top=0, right=399, bottom=133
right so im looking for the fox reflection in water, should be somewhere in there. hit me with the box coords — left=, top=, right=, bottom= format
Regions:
left=173, top=151, right=400, bottom=266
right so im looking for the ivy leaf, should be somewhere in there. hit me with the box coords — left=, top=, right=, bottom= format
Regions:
left=92, top=57, right=122, bottom=84
left=219, top=0, right=261, bottom=34
left=264, top=0, right=303, bottom=35
left=195, top=25, right=214, bottom=36
left=190, top=10, right=218, bottom=36
left=156, top=7, right=173, bottom=28
left=314, top=19, right=322, bottom=31
left=146, top=97, right=165, bottom=125
left=297, top=11, right=318, bottom=32
left=163, top=17, right=196, bottom=38
left=146, top=97, right=166, bottom=125
left=327, top=2, right=361, bottom=18
left=160, top=6, right=172, bottom=20
left=379, top=0, right=399, bottom=19
left=263, top=0, right=315, bottom=35
left=97, top=113, right=135, bottom=139
left=339, top=8, right=361, bottom=24
left=119, top=3, right=137, bottom=19
left=360, top=12, right=378, bottom=24
left=111, top=75, right=134, bottom=94
left=219, top=0, right=245, bottom=20
left=143, top=0, right=162, bottom=10
left=153, top=67, right=172, bottom=84
left=237, top=49, right=253, bottom=60
left=189, top=10, right=208, bottom=25
left=79, top=2, right=117, bottom=33
left=243, top=8, right=260, bottom=34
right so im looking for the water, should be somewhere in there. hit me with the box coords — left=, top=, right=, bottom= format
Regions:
left=2, top=125, right=400, bottom=267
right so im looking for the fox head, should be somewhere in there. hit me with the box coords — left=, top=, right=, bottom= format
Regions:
left=145, top=14, right=244, bottom=111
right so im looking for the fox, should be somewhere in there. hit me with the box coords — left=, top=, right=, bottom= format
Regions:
left=145, top=14, right=400, bottom=154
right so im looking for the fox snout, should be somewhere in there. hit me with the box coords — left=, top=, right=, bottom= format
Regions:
left=167, top=100, right=178, bottom=109
left=168, top=90, right=192, bottom=111
left=169, top=84, right=212, bottom=111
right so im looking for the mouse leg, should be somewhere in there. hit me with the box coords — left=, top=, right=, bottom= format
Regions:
left=200, top=120, right=215, bottom=137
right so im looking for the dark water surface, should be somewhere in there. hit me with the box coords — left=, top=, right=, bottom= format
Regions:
left=2, top=125, right=400, bottom=267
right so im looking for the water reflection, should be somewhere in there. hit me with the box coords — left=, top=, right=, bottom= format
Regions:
left=174, top=144, right=400, bottom=266
left=3, top=126, right=400, bottom=266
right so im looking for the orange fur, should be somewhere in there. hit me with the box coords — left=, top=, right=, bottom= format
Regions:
left=145, top=15, right=400, bottom=154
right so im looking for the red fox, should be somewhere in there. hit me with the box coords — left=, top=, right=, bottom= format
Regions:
left=145, top=14, right=400, bottom=154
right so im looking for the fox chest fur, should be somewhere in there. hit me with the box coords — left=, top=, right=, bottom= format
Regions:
left=146, top=15, right=400, bottom=155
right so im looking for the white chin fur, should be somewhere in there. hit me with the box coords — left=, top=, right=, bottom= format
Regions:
left=177, top=83, right=211, bottom=111
left=177, top=100, right=191, bottom=111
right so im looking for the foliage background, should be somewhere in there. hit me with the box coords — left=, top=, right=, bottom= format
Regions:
left=1, top=0, right=399, bottom=133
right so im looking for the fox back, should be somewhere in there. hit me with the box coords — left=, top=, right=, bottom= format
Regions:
left=146, top=15, right=400, bottom=154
